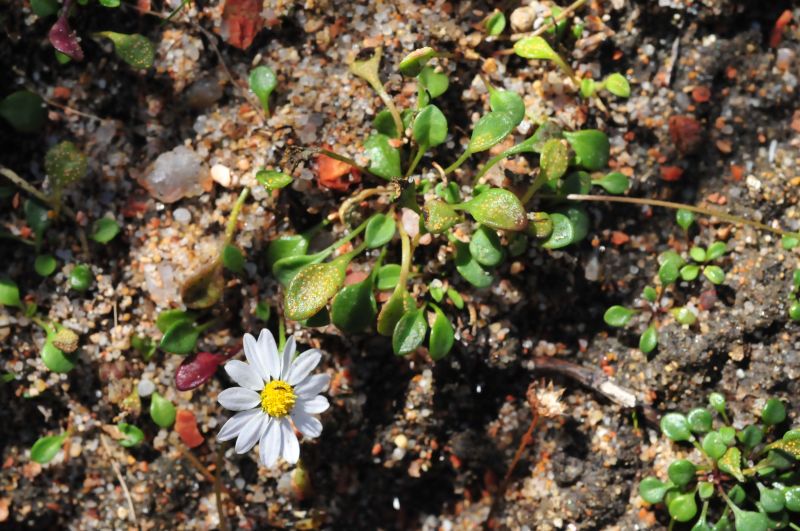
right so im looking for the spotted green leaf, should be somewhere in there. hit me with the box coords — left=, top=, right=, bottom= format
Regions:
left=45, top=141, right=87, bottom=189
left=423, top=199, right=460, bottom=234
left=285, top=260, right=347, bottom=321
left=256, top=169, right=293, bottom=191
left=460, top=188, right=527, bottom=231
left=96, top=32, right=155, bottom=69
left=468, top=112, right=516, bottom=154
left=513, top=36, right=558, bottom=60
left=540, top=138, right=569, bottom=181
left=718, top=447, right=744, bottom=481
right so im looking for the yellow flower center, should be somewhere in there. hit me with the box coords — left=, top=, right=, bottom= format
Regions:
left=260, top=380, right=296, bottom=418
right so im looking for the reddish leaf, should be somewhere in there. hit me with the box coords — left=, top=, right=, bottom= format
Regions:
left=175, top=409, right=204, bottom=448
left=316, top=153, right=361, bottom=192
left=770, top=10, right=792, bottom=48
left=175, top=351, right=228, bottom=391
left=49, top=0, right=83, bottom=61
left=221, top=0, right=264, bottom=50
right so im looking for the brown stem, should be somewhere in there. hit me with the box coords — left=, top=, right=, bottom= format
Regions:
left=215, top=445, right=229, bottom=531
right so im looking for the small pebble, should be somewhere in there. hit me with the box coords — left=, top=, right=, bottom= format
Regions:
left=173, top=207, right=192, bottom=224
left=137, top=379, right=155, bottom=397
left=211, top=164, right=232, bottom=188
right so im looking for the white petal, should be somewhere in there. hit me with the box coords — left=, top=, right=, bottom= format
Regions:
left=259, top=417, right=281, bottom=467
left=243, top=333, right=269, bottom=381
left=279, top=336, right=296, bottom=380
left=287, top=349, right=322, bottom=385
left=280, top=418, right=300, bottom=464
left=297, top=395, right=329, bottom=414
left=217, top=409, right=260, bottom=442
left=234, top=412, right=266, bottom=453
left=258, top=328, right=281, bottom=380
left=218, top=387, right=261, bottom=411
left=224, top=360, right=263, bottom=391
left=291, top=409, right=323, bottom=439
left=294, top=373, right=331, bottom=398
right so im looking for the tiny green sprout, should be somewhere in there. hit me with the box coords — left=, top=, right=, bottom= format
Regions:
left=68, top=264, right=93, bottom=292
left=249, top=65, right=278, bottom=116
left=117, top=423, right=144, bottom=447
left=603, top=73, right=631, bottom=98
left=222, top=244, right=245, bottom=274
left=639, top=325, right=658, bottom=353
left=0, top=90, right=46, bottom=133
left=352, top=47, right=404, bottom=136
left=35, top=254, right=57, bottom=277
left=579, top=78, right=595, bottom=99
left=428, top=304, right=454, bottom=360
left=762, top=398, right=787, bottom=426
left=677, top=208, right=696, bottom=230
left=484, top=10, right=506, bottom=36
left=781, top=234, right=799, bottom=249
left=661, top=412, right=693, bottom=442
left=90, top=217, right=120, bottom=244
left=398, top=47, right=437, bottom=77
left=256, top=169, right=293, bottom=191
left=453, top=239, right=493, bottom=288
left=150, top=391, right=176, bottom=428
left=45, top=141, right=88, bottom=191
left=0, top=277, right=21, bottom=307
left=603, top=305, right=636, bottom=327
left=642, top=286, right=658, bottom=303
left=30, top=433, right=68, bottom=464
left=671, top=306, right=697, bottom=325
left=591, top=172, right=629, bottom=194
left=95, top=32, right=155, bottom=69
left=690, top=247, right=707, bottom=262
left=447, top=288, right=464, bottom=309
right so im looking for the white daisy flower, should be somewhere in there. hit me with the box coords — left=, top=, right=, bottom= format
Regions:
left=216, top=329, right=330, bottom=467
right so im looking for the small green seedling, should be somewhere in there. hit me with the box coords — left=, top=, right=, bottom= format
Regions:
left=94, top=32, right=155, bottom=69
left=640, top=394, right=800, bottom=531
left=249, top=65, right=278, bottom=116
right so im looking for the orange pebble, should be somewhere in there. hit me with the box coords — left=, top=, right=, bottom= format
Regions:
left=691, top=86, right=711, bottom=103
left=175, top=409, right=204, bottom=448
left=660, top=166, right=684, bottom=182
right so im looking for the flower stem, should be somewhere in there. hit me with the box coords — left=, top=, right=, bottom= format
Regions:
left=566, top=194, right=796, bottom=238
left=224, top=187, right=250, bottom=245
left=0, top=166, right=77, bottom=220
left=521, top=170, right=547, bottom=204
left=444, top=150, right=471, bottom=175
left=396, top=219, right=413, bottom=292
left=338, top=186, right=389, bottom=224
left=405, top=147, right=425, bottom=178
left=318, top=148, right=375, bottom=178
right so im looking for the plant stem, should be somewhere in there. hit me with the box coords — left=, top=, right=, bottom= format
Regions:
left=444, top=150, right=472, bottom=175
left=405, top=147, right=425, bottom=178
left=215, top=445, right=229, bottom=531
left=317, top=148, right=375, bottom=178
left=0, top=167, right=77, bottom=220
left=338, top=186, right=389, bottom=223
left=224, top=187, right=250, bottom=245
left=196, top=317, right=223, bottom=334
left=324, top=214, right=373, bottom=254
left=278, top=317, right=287, bottom=353
left=521, top=170, right=547, bottom=204
left=566, top=194, right=796, bottom=238
left=396, top=219, right=413, bottom=291
left=376, top=89, right=405, bottom=140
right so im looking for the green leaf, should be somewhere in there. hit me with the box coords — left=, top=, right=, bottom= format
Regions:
left=131, top=335, right=156, bottom=361
left=150, top=392, right=176, bottom=428
left=0, top=277, right=21, bottom=307
left=41, top=338, right=76, bottom=373
left=737, top=425, right=763, bottom=450
left=559, top=171, right=591, bottom=196
left=639, top=325, right=658, bottom=353
left=90, top=217, right=120, bottom=244
left=718, top=447, right=744, bottom=481
left=331, top=278, right=377, bottom=333
left=669, top=493, right=698, bottom=523
left=719, top=426, right=736, bottom=446
left=484, top=10, right=506, bottom=36
left=513, top=36, right=558, bottom=60
left=265, top=234, right=311, bottom=270
left=467, top=111, right=516, bottom=153
left=117, top=423, right=144, bottom=447
left=418, top=66, right=449, bottom=99
left=0, top=90, right=46, bottom=133
left=222, top=244, right=245, bottom=274
left=541, top=206, right=589, bottom=249
left=374, top=108, right=413, bottom=138
left=762, top=398, right=787, bottom=426
left=703, top=265, right=725, bottom=285
left=698, top=481, right=714, bottom=500
left=460, top=188, right=527, bottom=231
left=580, top=78, right=595, bottom=99
left=256, top=169, right=293, bottom=191
left=676, top=209, right=695, bottom=230
left=181, top=262, right=223, bottom=308
left=255, top=301, right=271, bottom=321
left=159, top=321, right=199, bottom=355
left=671, top=306, right=697, bottom=325
left=435, top=182, right=461, bottom=204
left=156, top=309, right=193, bottom=333
left=563, top=130, right=610, bottom=171
left=447, top=288, right=464, bottom=309
left=24, top=199, right=50, bottom=245
left=781, top=234, right=799, bottom=249
left=708, top=392, right=726, bottom=414
left=96, top=32, right=155, bottom=69
left=470, top=226, right=504, bottom=267
left=592, top=172, right=629, bottom=194
left=68, top=264, right=93, bottom=292
left=365, top=213, right=396, bottom=248
left=487, top=87, right=525, bottom=125
left=680, top=264, right=700, bottom=281
left=730, top=506, right=768, bottom=531
left=540, top=138, right=569, bottom=181
left=98, top=0, right=120, bottom=6
left=785, top=486, right=800, bottom=512
left=363, top=134, right=401, bottom=180
left=690, top=246, right=707, bottom=262
left=45, top=141, right=87, bottom=189
left=285, top=261, right=346, bottom=321
left=377, top=264, right=401, bottom=291
left=392, top=308, right=428, bottom=356
left=429, top=282, right=444, bottom=302
left=604, top=73, right=631, bottom=98
left=604, top=305, right=635, bottom=327
left=398, top=47, right=436, bottom=77
left=687, top=408, right=712, bottom=434
left=702, top=432, right=727, bottom=461
left=377, top=290, right=413, bottom=336
left=661, top=412, right=693, bottom=442
left=454, top=240, right=493, bottom=288
left=302, top=307, right=330, bottom=328
left=668, top=459, right=696, bottom=487
left=412, top=104, right=448, bottom=149
left=30, top=433, right=67, bottom=464
left=249, top=65, right=277, bottom=114
left=639, top=477, right=670, bottom=504
left=31, top=0, right=60, bottom=17
left=423, top=199, right=461, bottom=234
left=34, top=254, right=57, bottom=277
left=706, top=241, right=727, bottom=261
left=658, top=250, right=684, bottom=285
left=428, top=305, right=454, bottom=360
left=642, top=286, right=658, bottom=303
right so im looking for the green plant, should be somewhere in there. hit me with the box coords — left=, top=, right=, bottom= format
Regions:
left=788, top=269, right=800, bottom=322
left=640, top=394, right=800, bottom=531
